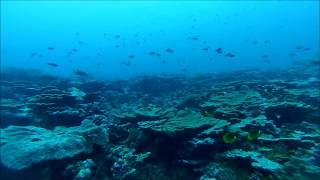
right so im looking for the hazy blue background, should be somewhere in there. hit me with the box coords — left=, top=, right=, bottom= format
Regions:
left=1, top=1, right=319, bottom=79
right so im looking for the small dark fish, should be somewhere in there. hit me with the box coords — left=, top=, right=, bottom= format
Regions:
left=85, top=56, right=90, bottom=59
left=96, top=52, right=101, bottom=56
left=74, top=70, right=88, bottom=76
left=121, top=61, right=131, bottom=66
left=303, top=48, right=311, bottom=51
left=47, top=63, right=58, bottom=67
left=156, top=53, right=161, bottom=57
left=78, top=41, right=83, bottom=45
left=262, top=55, right=268, bottom=58
left=128, top=55, right=135, bottom=59
left=166, top=48, right=174, bottom=53
left=311, top=60, right=320, bottom=65
left=149, top=51, right=156, bottom=56
left=181, top=60, right=186, bottom=64
left=72, top=49, right=78, bottom=52
left=225, top=53, right=235, bottom=58
left=115, top=35, right=120, bottom=38
left=209, top=57, right=214, bottom=61
left=181, top=68, right=187, bottom=72
left=115, top=45, right=120, bottom=48
left=253, top=41, right=257, bottom=44
left=289, top=53, right=295, bottom=56
left=216, top=48, right=223, bottom=54
left=31, top=53, right=37, bottom=57
left=264, top=40, right=268, bottom=44
left=47, top=47, right=55, bottom=50
left=203, top=47, right=209, bottom=51
left=191, top=37, right=199, bottom=41
left=296, top=46, right=303, bottom=50
left=161, top=60, right=166, bottom=63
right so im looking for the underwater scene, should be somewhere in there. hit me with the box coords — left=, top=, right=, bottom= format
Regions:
left=0, top=1, right=320, bottom=180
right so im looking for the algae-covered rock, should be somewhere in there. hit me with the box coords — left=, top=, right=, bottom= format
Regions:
left=200, top=90, right=264, bottom=121
left=224, top=149, right=282, bottom=173
left=0, top=120, right=108, bottom=170
left=138, top=111, right=228, bottom=136
left=113, top=104, right=170, bottom=123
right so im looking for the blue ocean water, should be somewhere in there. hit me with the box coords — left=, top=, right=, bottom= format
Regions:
left=1, top=1, right=320, bottom=180
left=1, top=1, right=319, bottom=79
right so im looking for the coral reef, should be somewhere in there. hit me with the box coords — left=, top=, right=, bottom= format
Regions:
left=0, top=66, right=319, bottom=179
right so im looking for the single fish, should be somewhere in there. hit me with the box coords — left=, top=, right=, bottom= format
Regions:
left=203, top=47, right=209, bottom=51
left=128, top=55, right=135, bottom=59
left=115, top=35, right=120, bottom=38
left=47, top=63, right=59, bottom=67
left=78, top=41, right=83, bottom=45
left=264, top=40, right=268, bottom=44
left=166, top=48, right=174, bottom=53
left=156, top=53, right=161, bottom=57
left=225, top=53, right=235, bottom=58
left=47, top=47, right=55, bottom=50
left=191, top=37, right=199, bottom=41
left=253, top=41, right=257, bottom=44
left=121, top=61, right=131, bottom=66
left=30, top=52, right=37, bottom=57
left=296, top=46, right=303, bottom=50
left=262, top=55, right=268, bottom=58
left=72, top=49, right=78, bottom=52
left=149, top=51, right=156, bottom=56
left=216, top=48, right=223, bottom=54
left=303, top=48, right=311, bottom=51
left=289, top=53, right=295, bottom=56
left=74, top=69, right=88, bottom=76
